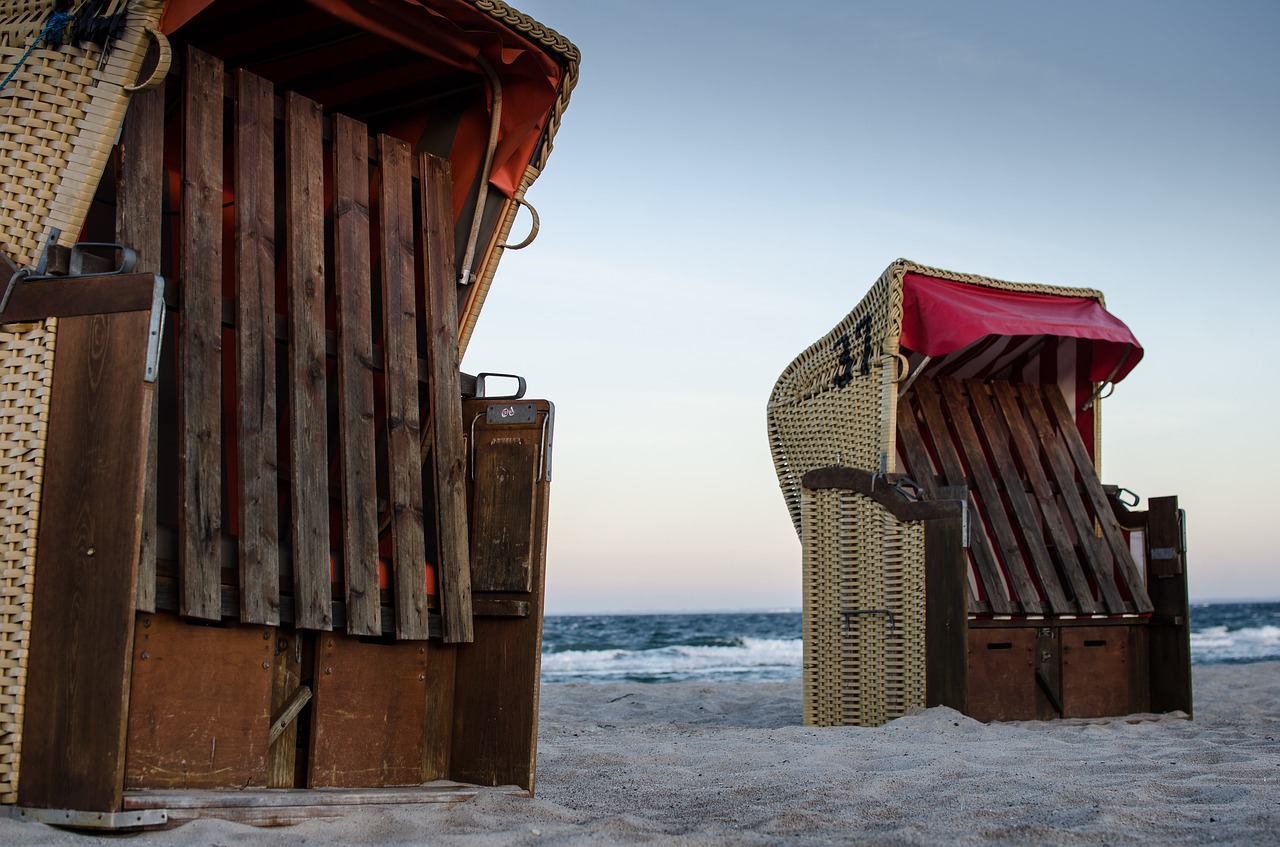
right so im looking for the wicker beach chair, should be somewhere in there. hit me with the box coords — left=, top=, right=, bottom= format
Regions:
left=769, top=259, right=1191, bottom=727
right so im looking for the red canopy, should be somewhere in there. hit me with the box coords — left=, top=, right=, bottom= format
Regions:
left=900, top=273, right=1143, bottom=384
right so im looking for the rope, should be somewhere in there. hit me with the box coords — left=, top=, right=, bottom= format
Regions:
left=0, top=11, right=75, bottom=96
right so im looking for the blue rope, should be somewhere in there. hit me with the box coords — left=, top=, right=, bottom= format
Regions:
left=0, top=11, right=75, bottom=96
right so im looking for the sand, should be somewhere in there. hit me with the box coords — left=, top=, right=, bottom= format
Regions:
left=3, top=661, right=1277, bottom=846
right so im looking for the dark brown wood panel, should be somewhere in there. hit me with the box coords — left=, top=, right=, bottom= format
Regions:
left=470, top=432, right=539, bottom=593
left=1061, top=625, right=1133, bottom=718
left=909, top=382, right=1012, bottom=615
left=964, top=380, right=1072, bottom=614
left=179, top=47, right=225, bottom=621
left=1042, top=387, right=1153, bottom=613
left=420, top=153, right=474, bottom=643
left=990, top=381, right=1101, bottom=614
left=125, top=615, right=274, bottom=789
left=309, top=635, right=428, bottom=788
left=332, top=113, right=381, bottom=636
left=286, top=92, right=333, bottom=631
left=18, top=312, right=153, bottom=811
left=117, top=84, right=165, bottom=614
left=1146, top=496, right=1192, bottom=715
left=924, top=513, right=968, bottom=711
left=422, top=643, right=458, bottom=781
left=234, top=68, right=280, bottom=625
left=966, top=628, right=1036, bottom=722
left=895, top=399, right=940, bottom=498
left=378, top=134, right=430, bottom=640
left=451, top=399, right=551, bottom=791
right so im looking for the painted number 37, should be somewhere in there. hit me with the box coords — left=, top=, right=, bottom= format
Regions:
left=832, top=316, right=873, bottom=388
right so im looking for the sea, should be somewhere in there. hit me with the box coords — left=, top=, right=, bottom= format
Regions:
left=540, top=602, right=1280, bottom=684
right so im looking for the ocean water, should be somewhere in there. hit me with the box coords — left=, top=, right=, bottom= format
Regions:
left=540, top=602, right=1280, bottom=684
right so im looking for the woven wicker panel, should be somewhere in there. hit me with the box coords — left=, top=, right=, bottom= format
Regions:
left=0, top=0, right=164, bottom=805
left=801, top=486, right=927, bottom=727
left=0, top=319, right=53, bottom=804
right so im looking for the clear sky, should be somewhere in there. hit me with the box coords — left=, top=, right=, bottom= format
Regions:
left=461, top=0, right=1280, bottom=614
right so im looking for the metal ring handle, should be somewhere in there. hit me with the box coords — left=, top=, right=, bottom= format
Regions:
left=499, top=197, right=540, bottom=250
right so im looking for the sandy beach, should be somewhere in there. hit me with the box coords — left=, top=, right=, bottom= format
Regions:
left=3, top=661, right=1277, bottom=846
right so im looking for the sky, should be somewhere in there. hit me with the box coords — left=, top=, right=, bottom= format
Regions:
left=460, top=0, right=1280, bottom=614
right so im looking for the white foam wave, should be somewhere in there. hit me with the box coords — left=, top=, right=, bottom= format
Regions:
left=1191, top=625, right=1280, bottom=662
left=541, top=637, right=803, bottom=682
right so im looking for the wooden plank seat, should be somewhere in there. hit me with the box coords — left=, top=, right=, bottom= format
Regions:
left=897, top=376, right=1153, bottom=621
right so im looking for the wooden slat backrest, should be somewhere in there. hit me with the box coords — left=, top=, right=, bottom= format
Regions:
left=378, top=135, right=432, bottom=641
left=332, top=114, right=381, bottom=637
left=286, top=92, right=333, bottom=632
left=898, top=376, right=1153, bottom=617
left=118, top=83, right=164, bottom=614
left=421, top=154, right=474, bottom=644
left=234, top=68, right=280, bottom=626
left=145, top=47, right=476, bottom=639
left=178, top=47, right=225, bottom=622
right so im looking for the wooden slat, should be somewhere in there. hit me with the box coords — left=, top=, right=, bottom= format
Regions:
left=286, top=92, right=333, bottom=630
left=910, top=381, right=1013, bottom=615
left=117, top=83, right=165, bottom=614
left=1042, top=386, right=1154, bottom=613
left=234, top=69, right=280, bottom=625
left=964, top=380, right=1073, bottom=614
left=332, top=113, right=381, bottom=636
left=897, top=398, right=986, bottom=616
left=378, top=134, right=431, bottom=640
left=936, top=379, right=1044, bottom=615
left=420, top=153, right=474, bottom=642
left=422, top=644, right=457, bottom=781
left=1017, top=383, right=1129, bottom=613
left=17, top=312, right=153, bottom=812
left=267, top=634, right=304, bottom=787
left=990, top=381, right=1101, bottom=614
left=924, top=512, right=969, bottom=711
left=179, top=47, right=225, bottom=621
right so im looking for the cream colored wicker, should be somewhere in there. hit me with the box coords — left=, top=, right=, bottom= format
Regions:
left=769, top=259, right=1109, bottom=727
left=0, top=0, right=163, bottom=804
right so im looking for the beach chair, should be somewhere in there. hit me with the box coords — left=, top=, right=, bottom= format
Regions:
left=768, top=259, right=1192, bottom=726
left=0, top=0, right=576, bottom=827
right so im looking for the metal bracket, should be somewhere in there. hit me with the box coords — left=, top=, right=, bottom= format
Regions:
left=469, top=401, right=555, bottom=483
left=11, top=806, right=169, bottom=830
left=144, top=276, right=166, bottom=384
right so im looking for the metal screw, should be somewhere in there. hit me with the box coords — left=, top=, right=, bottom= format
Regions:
left=417, top=673, right=425, bottom=681
left=324, top=667, right=332, bottom=675
left=262, top=661, right=270, bottom=669
left=142, top=618, right=151, bottom=628
left=140, top=651, right=149, bottom=660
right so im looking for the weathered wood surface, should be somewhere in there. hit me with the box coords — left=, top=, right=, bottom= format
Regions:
left=965, top=628, right=1037, bottom=722
left=287, top=91, right=333, bottom=631
left=421, top=153, right=474, bottom=643
left=962, top=379, right=1070, bottom=613
left=332, top=113, right=381, bottom=636
left=378, top=134, right=430, bottom=640
left=1015, top=383, right=1126, bottom=612
left=125, top=615, right=274, bottom=790
left=117, top=82, right=165, bottom=613
left=234, top=68, right=280, bottom=625
left=907, top=381, right=1012, bottom=615
left=422, top=643, right=458, bottom=782
left=989, top=381, right=1100, bottom=614
left=935, top=378, right=1044, bottom=615
left=267, top=632, right=305, bottom=788
left=1042, top=385, right=1153, bottom=613
left=451, top=399, right=552, bottom=791
left=1061, top=625, right=1136, bottom=718
left=924, top=512, right=968, bottom=712
left=1146, top=495, right=1192, bottom=716
left=309, top=635, right=428, bottom=788
left=179, top=47, right=225, bottom=621
left=18, top=312, right=153, bottom=812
